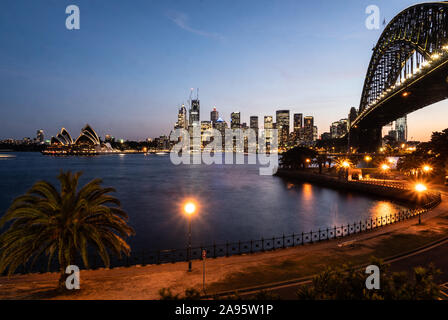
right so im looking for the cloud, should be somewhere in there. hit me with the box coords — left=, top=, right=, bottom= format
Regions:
left=167, top=11, right=224, bottom=41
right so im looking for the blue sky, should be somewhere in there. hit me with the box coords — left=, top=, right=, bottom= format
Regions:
left=0, top=0, right=446, bottom=141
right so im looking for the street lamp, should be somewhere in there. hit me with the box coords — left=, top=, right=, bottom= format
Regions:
left=184, top=201, right=196, bottom=272
left=415, top=183, right=427, bottom=192
left=422, top=165, right=432, bottom=173
left=380, top=164, right=390, bottom=184
left=414, top=183, right=427, bottom=224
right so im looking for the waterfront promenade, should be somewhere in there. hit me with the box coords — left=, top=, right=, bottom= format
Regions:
left=0, top=187, right=447, bottom=300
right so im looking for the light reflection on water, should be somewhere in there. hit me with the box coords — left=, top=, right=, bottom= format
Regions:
left=0, top=153, right=407, bottom=251
left=370, top=201, right=398, bottom=220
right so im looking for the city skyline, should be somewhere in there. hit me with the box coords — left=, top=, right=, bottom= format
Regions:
left=1, top=0, right=447, bottom=141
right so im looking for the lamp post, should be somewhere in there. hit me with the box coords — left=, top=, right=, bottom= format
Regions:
left=184, top=202, right=196, bottom=272
left=415, top=184, right=427, bottom=225
left=422, top=165, right=432, bottom=177
left=381, top=164, right=390, bottom=185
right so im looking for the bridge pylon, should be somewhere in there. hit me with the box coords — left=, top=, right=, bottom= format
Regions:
left=349, top=126, right=382, bottom=153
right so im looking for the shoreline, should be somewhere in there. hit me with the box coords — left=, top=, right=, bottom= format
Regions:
left=275, top=169, right=435, bottom=205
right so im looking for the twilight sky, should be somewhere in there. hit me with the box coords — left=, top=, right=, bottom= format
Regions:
left=0, top=0, right=446, bottom=141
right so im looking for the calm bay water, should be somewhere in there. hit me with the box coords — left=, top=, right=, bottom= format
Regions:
left=0, top=153, right=405, bottom=252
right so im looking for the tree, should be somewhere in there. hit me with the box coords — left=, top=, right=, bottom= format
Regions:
left=0, top=171, right=135, bottom=289
left=398, top=128, right=448, bottom=182
left=280, top=146, right=317, bottom=170
left=297, top=258, right=441, bottom=300
left=316, top=153, right=328, bottom=174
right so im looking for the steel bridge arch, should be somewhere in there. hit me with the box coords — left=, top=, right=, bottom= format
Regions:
left=359, top=2, right=448, bottom=114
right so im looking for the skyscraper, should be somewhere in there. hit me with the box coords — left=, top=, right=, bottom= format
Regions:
left=395, top=116, right=407, bottom=142
left=189, top=99, right=200, bottom=126
left=250, top=116, right=258, bottom=130
left=330, top=119, right=348, bottom=139
left=231, top=112, right=241, bottom=129
left=276, top=110, right=290, bottom=147
left=264, top=116, right=273, bottom=147
left=303, top=116, right=314, bottom=144
left=264, top=116, right=273, bottom=129
left=210, top=107, right=219, bottom=125
left=293, top=113, right=303, bottom=133
left=175, top=104, right=188, bottom=129
left=36, top=130, right=44, bottom=144
left=348, top=107, right=358, bottom=126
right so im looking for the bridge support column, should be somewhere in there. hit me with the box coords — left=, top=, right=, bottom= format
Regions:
left=358, top=127, right=382, bottom=153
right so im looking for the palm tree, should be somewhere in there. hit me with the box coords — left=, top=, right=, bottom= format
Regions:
left=0, top=171, right=135, bottom=289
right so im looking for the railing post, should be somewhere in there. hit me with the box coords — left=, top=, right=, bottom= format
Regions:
left=334, top=226, right=336, bottom=238
left=250, top=240, right=253, bottom=253
left=282, top=234, right=286, bottom=248
left=301, top=232, right=304, bottom=245
left=292, top=233, right=295, bottom=247
left=262, top=238, right=265, bottom=252
left=310, top=231, right=313, bottom=243
left=238, top=241, right=241, bottom=255
left=156, top=250, right=160, bottom=265
left=226, top=242, right=229, bottom=257
left=318, top=228, right=321, bottom=241
left=213, top=242, right=216, bottom=258
left=272, top=236, right=275, bottom=250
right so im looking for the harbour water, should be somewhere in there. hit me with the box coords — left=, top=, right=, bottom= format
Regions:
left=0, top=152, right=406, bottom=252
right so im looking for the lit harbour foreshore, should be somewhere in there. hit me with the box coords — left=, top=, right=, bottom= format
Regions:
left=0, top=152, right=443, bottom=274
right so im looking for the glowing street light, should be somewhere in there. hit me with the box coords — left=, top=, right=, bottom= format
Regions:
left=184, top=201, right=197, bottom=272
left=380, top=164, right=390, bottom=184
left=414, top=183, right=427, bottom=224
left=415, top=183, right=427, bottom=192
left=422, top=165, right=433, bottom=173
left=342, top=161, right=350, bottom=168
left=364, top=155, right=372, bottom=162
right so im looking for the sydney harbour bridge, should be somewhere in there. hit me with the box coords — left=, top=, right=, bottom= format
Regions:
left=349, top=2, right=448, bottom=152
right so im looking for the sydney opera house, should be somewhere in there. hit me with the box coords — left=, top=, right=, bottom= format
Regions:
left=43, top=124, right=115, bottom=155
